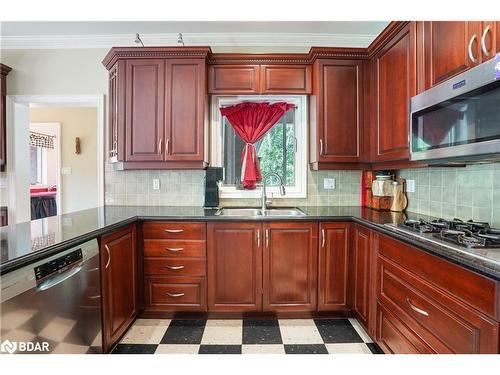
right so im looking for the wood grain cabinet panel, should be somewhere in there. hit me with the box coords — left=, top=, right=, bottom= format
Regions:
left=125, top=59, right=165, bottom=162
left=208, top=65, right=260, bottom=94
left=318, top=223, right=350, bottom=311
left=260, top=65, right=311, bottom=94
left=166, top=59, right=205, bottom=162
left=422, top=21, right=480, bottom=89
left=100, top=225, right=138, bottom=352
left=311, top=59, right=364, bottom=165
left=351, top=225, right=373, bottom=328
left=207, top=223, right=262, bottom=312
left=263, top=222, right=318, bottom=311
left=0, top=64, right=12, bottom=171
left=479, top=21, right=498, bottom=61
left=144, top=276, right=206, bottom=311
left=372, top=23, right=416, bottom=162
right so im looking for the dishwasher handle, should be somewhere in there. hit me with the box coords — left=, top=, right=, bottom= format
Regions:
left=36, top=263, right=84, bottom=292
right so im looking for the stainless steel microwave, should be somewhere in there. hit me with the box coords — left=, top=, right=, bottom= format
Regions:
left=410, top=55, right=500, bottom=163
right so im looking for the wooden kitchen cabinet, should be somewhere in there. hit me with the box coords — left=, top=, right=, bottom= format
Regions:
left=207, top=222, right=262, bottom=312
left=208, top=65, right=260, bottom=94
left=371, top=22, right=416, bottom=163
left=0, top=64, right=11, bottom=171
left=263, top=222, right=318, bottom=311
left=318, top=222, right=350, bottom=311
left=102, top=47, right=210, bottom=170
left=310, top=59, right=365, bottom=168
left=260, top=65, right=311, bottom=94
left=351, top=225, right=373, bottom=329
left=100, top=224, right=138, bottom=352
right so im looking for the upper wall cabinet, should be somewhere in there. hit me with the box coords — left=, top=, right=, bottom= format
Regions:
left=208, top=64, right=311, bottom=94
left=0, top=64, right=11, bottom=171
left=419, top=21, right=499, bottom=92
left=309, top=58, right=365, bottom=169
left=370, top=22, right=417, bottom=163
left=102, top=47, right=211, bottom=170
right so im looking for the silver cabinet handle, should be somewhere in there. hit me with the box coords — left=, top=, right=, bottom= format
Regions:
left=265, top=229, right=269, bottom=248
left=321, top=229, right=326, bottom=248
left=481, top=24, right=491, bottom=57
left=165, top=247, right=183, bottom=252
left=158, top=138, right=163, bottom=154
left=406, top=297, right=429, bottom=317
left=165, top=265, right=184, bottom=270
left=165, top=292, right=185, bottom=298
left=257, top=229, right=261, bottom=247
left=164, top=229, right=183, bottom=233
left=165, top=138, right=170, bottom=156
left=104, top=244, right=111, bottom=269
left=468, top=34, right=478, bottom=63
left=319, top=139, right=324, bottom=156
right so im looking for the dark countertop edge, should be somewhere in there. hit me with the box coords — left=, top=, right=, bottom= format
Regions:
left=2, top=214, right=500, bottom=281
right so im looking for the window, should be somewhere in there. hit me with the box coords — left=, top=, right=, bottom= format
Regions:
left=211, top=96, right=307, bottom=198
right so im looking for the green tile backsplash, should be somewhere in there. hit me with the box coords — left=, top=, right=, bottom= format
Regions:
left=399, top=163, right=500, bottom=227
left=104, top=164, right=362, bottom=208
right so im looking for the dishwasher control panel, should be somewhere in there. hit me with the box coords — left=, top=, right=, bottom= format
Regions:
left=34, top=248, right=83, bottom=281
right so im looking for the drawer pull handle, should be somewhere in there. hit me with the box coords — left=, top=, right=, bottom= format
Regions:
left=165, top=292, right=185, bottom=298
left=164, top=229, right=184, bottom=233
left=165, top=265, right=185, bottom=270
left=406, top=297, right=429, bottom=317
left=165, top=247, right=183, bottom=252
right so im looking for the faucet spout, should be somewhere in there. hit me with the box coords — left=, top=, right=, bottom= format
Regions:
left=261, top=172, right=286, bottom=211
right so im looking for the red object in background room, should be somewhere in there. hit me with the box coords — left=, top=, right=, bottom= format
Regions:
left=220, top=102, right=295, bottom=189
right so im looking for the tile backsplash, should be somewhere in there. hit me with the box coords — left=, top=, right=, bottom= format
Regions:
left=104, top=163, right=361, bottom=207
left=399, top=163, right=500, bottom=227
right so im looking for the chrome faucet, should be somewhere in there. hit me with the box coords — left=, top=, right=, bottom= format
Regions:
left=261, top=172, right=286, bottom=210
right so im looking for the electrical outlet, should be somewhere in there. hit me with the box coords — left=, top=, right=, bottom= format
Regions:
left=61, top=166, right=72, bottom=175
left=152, top=178, right=160, bottom=190
left=323, top=178, right=336, bottom=190
left=406, top=179, right=415, bottom=193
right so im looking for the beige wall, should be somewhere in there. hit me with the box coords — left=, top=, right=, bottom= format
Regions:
left=30, top=107, right=98, bottom=214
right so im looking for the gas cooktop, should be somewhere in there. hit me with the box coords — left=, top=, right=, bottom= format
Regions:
left=385, top=218, right=500, bottom=250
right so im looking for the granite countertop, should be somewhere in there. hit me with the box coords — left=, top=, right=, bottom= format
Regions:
left=1, top=205, right=500, bottom=281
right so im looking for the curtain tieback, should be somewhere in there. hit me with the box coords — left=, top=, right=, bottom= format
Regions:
left=241, top=143, right=255, bottom=184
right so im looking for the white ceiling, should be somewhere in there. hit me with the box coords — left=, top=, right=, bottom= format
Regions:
left=0, top=21, right=389, bottom=50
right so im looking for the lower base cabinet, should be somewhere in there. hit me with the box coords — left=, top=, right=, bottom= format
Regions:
left=100, top=224, right=138, bottom=353
left=351, top=225, right=373, bottom=329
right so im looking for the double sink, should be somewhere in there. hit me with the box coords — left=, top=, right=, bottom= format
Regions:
left=214, top=207, right=306, bottom=217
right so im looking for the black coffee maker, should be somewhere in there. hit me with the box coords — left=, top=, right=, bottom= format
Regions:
left=204, top=167, right=224, bottom=207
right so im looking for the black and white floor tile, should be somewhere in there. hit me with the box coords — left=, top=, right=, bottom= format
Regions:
left=112, top=317, right=382, bottom=354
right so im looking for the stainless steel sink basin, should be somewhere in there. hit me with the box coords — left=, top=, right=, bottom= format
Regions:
left=214, top=207, right=306, bottom=217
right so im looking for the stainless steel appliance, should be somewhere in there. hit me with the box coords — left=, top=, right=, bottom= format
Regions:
left=410, top=55, right=500, bottom=163
left=0, top=239, right=102, bottom=354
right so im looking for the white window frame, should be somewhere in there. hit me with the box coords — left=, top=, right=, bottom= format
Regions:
left=210, top=95, right=308, bottom=199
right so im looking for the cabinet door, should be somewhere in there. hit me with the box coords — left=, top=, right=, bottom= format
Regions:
left=207, top=222, right=262, bottom=312
left=263, top=222, right=318, bottom=311
left=480, top=21, right=499, bottom=61
left=318, top=223, right=350, bottom=311
left=373, top=23, right=416, bottom=162
left=423, top=21, right=480, bottom=89
left=352, top=225, right=372, bottom=328
left=208, top=65, right=260, bottom=94
left=125, top=59, right=165, bottom=162
left=107, top=61, right=125, bottom=163
left=165, top=59, right=205, bottom=162
left=101, top=225, right=137, bottom=352
left=260, top=65, right=311, bottom=94
left=313, top=59, right=363, bottom=163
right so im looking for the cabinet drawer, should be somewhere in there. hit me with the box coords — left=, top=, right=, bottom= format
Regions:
left=378, top=258, right=499, bottom=353
left=143, top=222, right=206, bottom=240
left=378, top=234, right=499, bottom=320
left=143, top=239, right=206, bottom=258
left=144, top=258, right=206, bottom=276
left=145, top=276, right=207, bottom=311
left=376, top=303, right=433, bottom=354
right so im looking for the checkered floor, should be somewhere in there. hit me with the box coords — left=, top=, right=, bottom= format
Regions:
left=111, top=317, right=382, bottom=354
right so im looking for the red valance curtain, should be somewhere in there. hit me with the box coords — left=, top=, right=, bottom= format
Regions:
left=220, top=102, right=295, bottom=189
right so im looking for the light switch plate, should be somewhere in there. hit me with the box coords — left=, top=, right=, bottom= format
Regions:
left=323, top=178, right=336, bottom=190
left=152, top=178, right=160, bottom=190
left=61, top=166, right=72, bottom=175
left=406, top=179, right=416, bottom=193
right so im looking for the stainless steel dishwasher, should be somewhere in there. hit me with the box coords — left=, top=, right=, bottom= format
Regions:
left=0, top=239, right=102, bottom=354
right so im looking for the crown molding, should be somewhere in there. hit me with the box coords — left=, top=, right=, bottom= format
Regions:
left=1, top=32, right=380, bottom=50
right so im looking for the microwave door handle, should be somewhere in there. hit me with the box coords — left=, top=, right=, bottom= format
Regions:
left=36, top=263, right=84, bottom=292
